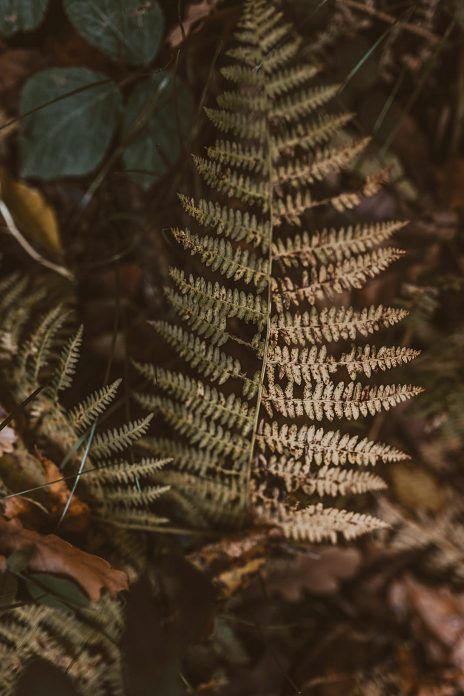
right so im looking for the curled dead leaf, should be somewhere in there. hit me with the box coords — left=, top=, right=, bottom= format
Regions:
left=0, top=168, right=62, bottom=256
left=39, top=455, right=90, bottom=533
left=167, top=0, right=218, bottom=48
left=188, top=529, right=270, bottom=597
left=0, top=516, right=128, bottom=602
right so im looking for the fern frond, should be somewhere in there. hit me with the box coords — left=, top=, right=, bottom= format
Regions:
left=271, top=83, right=339, bottom=122
left=268, top=462, right=387, bottom=497
left=91, top=414, right=154, bottom=458
left=178, top=195, right=269, bottom=248
left=193, top=155, right=269, bottom=207
left=267, top=344, right=419, bottom=384
left=170, top=269, right=266, bottom=323
left=135, top=366, right=254, bottom=434
left=274, top=248, right=405, bottom=309
left=153, top=321, right=244, bottom=384
left=142, top=0, right=421, bottom=543
left=172, top=229, right=268, bottom=289
left=275, top=503, right=388, bottom=543
left=258, top=422, right=408, bottom=466
left=275, top=137, right=370, bottom=186
left=19, top=304, right=68, bottom=379
left=207, top=140, right=265, bottom=171
left=92, top=457, right=169, bottom=485
left=271, top=305, right=409, bottom=345
left=266, top=381, right=423, bottom=420
left=52, top=325, right=83, bottom=394
left=272, top=221, right=407, bottom=267
left=68, top=379, right=122, bottom=431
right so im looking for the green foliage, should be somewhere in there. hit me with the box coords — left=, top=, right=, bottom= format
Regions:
left=0, top=0, right=48, bottom=37
left=19, top=68, right=123, bottom=179
left=137, top=0, right=421, bottom=543
left=63, top=0, right=164, bottom=65
left=18, top=65, right=193, bottom=185
left=121, top=72, right=194, bottom=189
left=25, top=574, right=91, bottom=611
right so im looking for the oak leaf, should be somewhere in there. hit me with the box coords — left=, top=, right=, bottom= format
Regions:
left=0, top=516, right=128, bottom=601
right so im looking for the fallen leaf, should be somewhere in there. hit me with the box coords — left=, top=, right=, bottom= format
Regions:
left=0, top=516, right=128, bottom=602
left=3, top=454, right=90, bottom=533
left=188, top=529, right=270, bottom=597
left=264, top=547, right=362, bottom=601
left=167, top=0, right=218, bottom=48
left=0, top=168, right=62, bottom=256
left=39, top=455, right=90, bottom=533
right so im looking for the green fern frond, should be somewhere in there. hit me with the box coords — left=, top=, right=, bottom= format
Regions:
left=52, top=325, right=83, bottom=394
left=68, top=379, right=122, bottom=431
left=91, top=414, right=154, bottom=458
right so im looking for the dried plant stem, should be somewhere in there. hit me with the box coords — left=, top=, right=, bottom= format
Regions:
left=338, top=0, right=440, bottom=44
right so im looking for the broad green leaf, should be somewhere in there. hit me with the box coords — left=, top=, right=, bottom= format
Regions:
left=16, top=658, right=79, bottom=696
left=63, top=0, right=164, bottom=65
left=121, top=72, right=194, bottom=190
left=26, top=572, right=91, bottom=610
left=0, top=0, right=48, bottom=37
left=19, top=67, right=122, bottom=180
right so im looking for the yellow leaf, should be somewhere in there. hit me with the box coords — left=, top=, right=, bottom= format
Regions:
left=0, top=168, right=62, bottom=256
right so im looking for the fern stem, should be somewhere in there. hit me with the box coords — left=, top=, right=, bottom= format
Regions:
left=245, top=60, right=274, bottom=512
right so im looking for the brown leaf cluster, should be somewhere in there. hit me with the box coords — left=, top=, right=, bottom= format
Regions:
left=0, top=516, right=128, bottom=602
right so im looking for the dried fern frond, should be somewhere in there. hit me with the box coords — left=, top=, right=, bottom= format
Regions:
left=137, top=0, right=421, bottom=543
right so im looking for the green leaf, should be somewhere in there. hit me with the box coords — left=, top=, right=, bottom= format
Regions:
left=15, top=658, right=79, bottom=696
left=19, top=67, right=122, bottom=180
left=6, top=545, right=34, bottom=574
left=63, top=0, right=164, bottom=65
left=25, top=572, right=91, bottom=610
left=121, top=72, right=194, bottom=190
left=0, top=570, right=18, bottom=608
left=0, top=0, right=48, bottom=37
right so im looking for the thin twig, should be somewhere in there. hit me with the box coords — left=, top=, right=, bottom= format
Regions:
left=338, top=0, right=440, bottom=44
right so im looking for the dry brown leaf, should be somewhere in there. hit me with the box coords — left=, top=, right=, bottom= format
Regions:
left=4, top=454, right=90, bottom=533
left=167, top=0, right=218, bottom=48
left=264, top=547, right=362, bottom=601
left=39, top=455, right=90, bottom=533
left=188, top=529, right=271, bottom=597
left=0, top=516, right=128, bottom=601
left=0, top=168, right=62, bottom=256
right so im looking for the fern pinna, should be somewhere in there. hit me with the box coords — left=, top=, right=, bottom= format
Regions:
left=137, top=0, right=422, bottom=542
